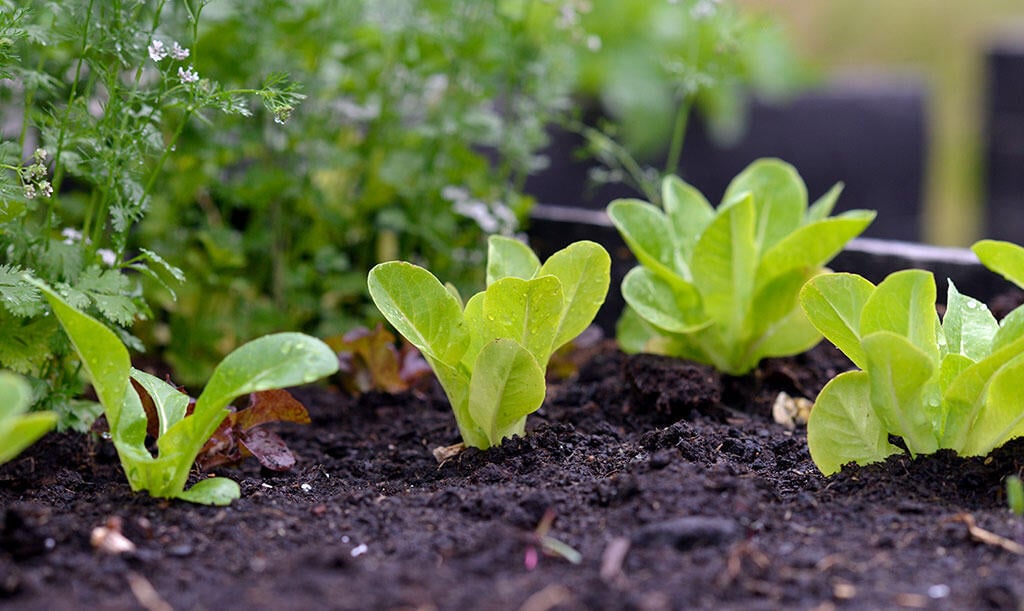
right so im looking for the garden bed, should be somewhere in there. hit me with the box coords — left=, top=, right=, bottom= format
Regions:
left=3, top=339, right=1023, bottom=610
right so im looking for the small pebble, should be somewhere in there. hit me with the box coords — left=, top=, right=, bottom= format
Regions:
left=350, top=543, right=368, bottom=557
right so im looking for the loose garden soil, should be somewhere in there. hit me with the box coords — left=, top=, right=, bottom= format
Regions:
left=2, top=341, right=1024, bottom=610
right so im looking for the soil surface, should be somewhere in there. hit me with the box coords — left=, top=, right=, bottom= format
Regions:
left=2, top=342, right=1024, bottom=610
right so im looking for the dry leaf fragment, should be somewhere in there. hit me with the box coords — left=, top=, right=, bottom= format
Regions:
left=953, top=513, right=1024, bottom=555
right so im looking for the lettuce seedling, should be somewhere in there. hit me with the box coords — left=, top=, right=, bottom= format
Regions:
left=0, top=371, right=57, bottom=465
left=800, top=268, right=1024, bottom=475
left=609, top=158, right=875, bottom=375
left=325, top=325, right=432, bottom=395
left=33, top=280, right=338, bottom=505
left=367, top=236, right=610, bottom=449
left=197, top=389, right=311, bottom=472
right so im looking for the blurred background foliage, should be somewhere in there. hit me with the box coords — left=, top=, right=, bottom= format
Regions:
left=741, top=0, right=1024, bottom=247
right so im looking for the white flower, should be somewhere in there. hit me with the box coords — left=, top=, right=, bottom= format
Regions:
left=98, top=249, right=117, bottom=266
left=61, top=228, right=83, bottom=244
left=39, top=181, right=53, bottom=198
left=178, top=66, right=199, bottom=84
left=23, top=183, right=36, bottom=199
left=148, top=40, right=167, bottom=62
left=169, top=41, right=190, bottom=60
left=586, top=35, right=602, bottom=52
left=33, top=148, right=47, bottom=162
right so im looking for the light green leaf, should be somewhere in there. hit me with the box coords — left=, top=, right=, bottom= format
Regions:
left=176, top=477, right=241, bottom=506
left=941, top=331, right=1024, bottom=450
left=691, top=193, right=757, bottom=335
left=942, top=280, right=997, bottom=362
left=862, top=331, right=939, bottom=455
left=477, top=276, right=563, bottom=367
left=973, top=239, right=1024, bottom=290
left=467, top=339, right=546, bottom=447
left=961, top=353, right=1024, bottom=456
left=860, top=269, right=940, bottom=363
left=746, top=269, right=822, bottom=366
left=368, top=261, right=470, bottom=365
left=992, top=306, right=1024, bottom=353
left=807, top=370, right=901, bottom=475
left=800, top=273, right=875, bottom=369
left=487, top=236, right=541, bottom=286
left=721, top=158, right=806, bottom=252
left=130, top=369, right=190, bottom=437
left=662, top=175, right=713, bottom=265
left=607, top=200, right=678, bottom=281
left=807, top=182, right=844, bottom=221
left=621, top=267, right=708, bottom=335
left=0, top=372, right=57, bottom=465
left=615, top=305, right=658, bottom=354
left=537, top=240, right=610, bottom=350
left=756, top=210, right=876, bottom=287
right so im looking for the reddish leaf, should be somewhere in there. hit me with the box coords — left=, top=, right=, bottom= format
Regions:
left=195, top=389, right=310, bottom=471
left=233, top=389, right=310, bottom=431
left=238, top=427, right=297, bottom=471
left=328, top=324, right=432, bottom=395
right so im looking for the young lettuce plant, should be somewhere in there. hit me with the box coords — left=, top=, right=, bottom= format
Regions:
left=0, top=371, right=57, bottom=465
left=367, top=236, right=610, bottom=449
left=800, top=267, right=1024, bottom=475
left=32, top=280, right=338, bottom=505
left=609, top=158, right=875, bottom=375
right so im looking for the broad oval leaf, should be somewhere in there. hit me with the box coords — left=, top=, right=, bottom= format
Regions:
left=176, top=476, right=241, bottom=506
left=862, top=331, right=939, bottom=456
left=807, top=371, right=901, bottom=476
left=662, top=175, right=713, bottom=264
left=800, top=273, right=876, bottom=370
left=536, top=240, right=610, bottom=351
left=860, top=269, right=940, bottom=364
left=992, top=306, right=1024, bottom=353
left=198, top=333, right=339, bottom=416
left=467, top=339, right=546, bottom=448
left=942, top=280, right=997, bottom=362
left=721, top=158, right=806, bottom=252
left=368, top=261, right=470, bottom=365
left=479, top=276, right=564, bottom=367
left=0, top=372, right=57, bottom=465
left=756, top=210, right=875, bottom=287
left=961, top=352, right=1024, bottom=456
left=621, top=266, right=708, bottom=335
left=691, top=193, right=757, bottom=333
left=973, top=239, right=1024, bottom=290
left=607, top=199, right=678, bottom=280
left=487, top=235, right=541, bottom=286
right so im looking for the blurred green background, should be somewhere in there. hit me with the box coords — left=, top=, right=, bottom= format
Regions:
left=742, top=0, right=1024, bottom=246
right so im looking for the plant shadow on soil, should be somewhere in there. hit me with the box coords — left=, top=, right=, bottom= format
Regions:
left=2, top=341, right=1024, bottom=610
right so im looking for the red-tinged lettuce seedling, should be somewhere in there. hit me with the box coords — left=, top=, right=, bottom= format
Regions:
left=197, top=389, right=312, bottom=472
left=609, top=158, right=875, bottom=375
left=368, top=236, right=610, bottom=449
left=0, top=371, right=57, bottom=465
left=32, top=280, right=338, bottom=505
left=800, top=267, right=1024, bottom=475
left=325, top=325, right=432, bottom=395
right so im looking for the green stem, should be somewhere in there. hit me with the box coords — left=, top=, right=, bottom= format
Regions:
left=664, top=96, right=692, bottom=176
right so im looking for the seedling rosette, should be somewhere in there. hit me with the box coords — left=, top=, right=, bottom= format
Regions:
left=31, top=279, right=338, bottom=505
left=368, top=236, right=610, bottom=449
left=800, top=243, right=1024, bottom=474
left=609, top=158, right=875, bottom=375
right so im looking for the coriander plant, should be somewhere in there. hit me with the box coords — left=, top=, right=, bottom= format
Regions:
left=800, top=264, right=1024, bottom=475
left=0, top=1, right=301, bottom=425
left=0, top=370, right=56, bottom=465
left=610, top=158, right=875, bottom=375
left=135, top=0, right=579, bottom=384
left=34, top=279, right=338, bottom=505
left=368, top=236, right=610, bottom=449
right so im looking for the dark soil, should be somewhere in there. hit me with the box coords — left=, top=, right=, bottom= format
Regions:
left=3, top=342, right=1024, bottom=610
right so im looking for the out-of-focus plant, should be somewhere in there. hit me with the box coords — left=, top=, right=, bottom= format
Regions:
left=526, top=0, right=809, bottom=202
left=0, top=1, right=300, bottom=427
left=0, top=370, right=56, bottom=465
left=137, top=0, right=578, bottom=384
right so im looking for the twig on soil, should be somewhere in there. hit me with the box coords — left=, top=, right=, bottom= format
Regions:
left=518, top=584, right=573, bottom=611
left=952, top=513, right=1024, bottom=555
left=599, top=537, right=631, bottom=581
left=126, top=572, right=173, bottom=611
